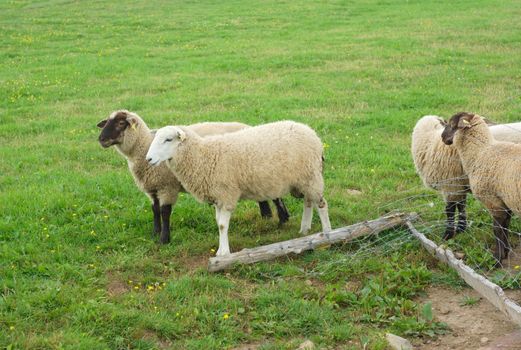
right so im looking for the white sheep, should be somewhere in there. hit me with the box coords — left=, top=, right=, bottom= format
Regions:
left=97, top=110, right=289, bottom=244
left=441, top=112, right=521, bottom=266
left=146, top=120, right=331, bottom=256
left=411, top=115, right=521, bottom=240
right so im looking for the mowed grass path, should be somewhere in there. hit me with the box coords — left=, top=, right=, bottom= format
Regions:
left=1, top=0, right=521, bottom=349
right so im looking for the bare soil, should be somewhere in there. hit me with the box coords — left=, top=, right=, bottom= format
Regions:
left=415, top=286, right=521, bottom=350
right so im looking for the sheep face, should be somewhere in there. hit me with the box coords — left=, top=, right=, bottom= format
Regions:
left=441, top=112, right=476, bottom=145
left=146, top=126, right=186, bottom=166
left=97, top=110, right=138, bottom=148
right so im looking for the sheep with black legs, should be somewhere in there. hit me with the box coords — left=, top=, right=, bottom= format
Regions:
left=146, top=120, right=331, bottom=256
left=97, top=110, right=289, bottom=244
left=411, top=115, right=521, bottom=240
left=441, top=112, right=521, bottom=266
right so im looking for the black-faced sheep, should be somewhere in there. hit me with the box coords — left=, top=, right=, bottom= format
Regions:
left=412, top=115, right=521, bottom=240
left=97, top=110, right=289, bottom=244
left=441, top=112, right=521, bottom=266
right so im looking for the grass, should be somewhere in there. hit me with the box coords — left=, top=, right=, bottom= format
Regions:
left=1, top=0, right=521, bottom=348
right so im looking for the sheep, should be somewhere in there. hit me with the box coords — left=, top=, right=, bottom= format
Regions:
left=97, top=110, right=289, bottom=244
left=411, top=115, right=521, bottom=240
left=440, top=112, right=521, bottom=266
left=145, top=120, right=332, bottom=256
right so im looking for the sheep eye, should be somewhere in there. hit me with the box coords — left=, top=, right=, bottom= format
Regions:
left=164, top=138, right=173, bottom=143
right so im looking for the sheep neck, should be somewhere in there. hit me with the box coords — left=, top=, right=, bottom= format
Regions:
left=170, top=136, right=216, bottom=202
left=116, top=126, right=153, bottom=164
left=456, top=122, right=493, bottom=175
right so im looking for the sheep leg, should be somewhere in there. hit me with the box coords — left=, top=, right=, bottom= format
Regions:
left=215, top=206, right=232, bottom=256
left=152, top=197, right=161, bottom=236
left=299, top=200, right=313, bottom=235
left=258, top=201, right=273, bottom=219
left=492, top=210, right=511, bottom=266
left=159, top=204, right=172, bottom=244
left=502, top=209, right=512, bottom=259
left=455, top=200, right=467, bottom=234
left=273, top=198, right=290, bottom=225
left=314, top=198, right=331, bottom=233
left=442, top=201, right=457, bottom=240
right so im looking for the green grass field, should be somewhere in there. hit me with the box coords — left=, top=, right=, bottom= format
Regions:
left=2, top=0, right=521, bottom=349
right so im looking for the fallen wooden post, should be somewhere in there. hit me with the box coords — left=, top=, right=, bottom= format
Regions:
left=208, top=212, right=418, bottom=272
left=406, top=221, right=521, bottom=327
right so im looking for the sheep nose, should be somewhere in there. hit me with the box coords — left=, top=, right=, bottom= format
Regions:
left=146, top=157, right=152, bottom=163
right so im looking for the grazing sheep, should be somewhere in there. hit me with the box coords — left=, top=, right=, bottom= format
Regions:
left=441, top=112, right=521, bottom=266
left=146, top=120, right=331, bottom=256
left=97, top=110, right=289, bottom=244
left=411, top=115, right=521, bottom=240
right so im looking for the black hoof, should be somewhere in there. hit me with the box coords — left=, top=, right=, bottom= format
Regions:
left=443, top=229, right=455, bottom=240
left=278, top=213, right=289, bottom=225
left=456, top=222, right=467, bottom=234
left=159, top=233, right=170, bottom=245
left=492, top=259, right=503, bottom=269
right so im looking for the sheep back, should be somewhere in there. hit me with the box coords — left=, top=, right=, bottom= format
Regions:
left=172, top=121, right=324, bottom=206
left=411, top=115, right=468, bottom=201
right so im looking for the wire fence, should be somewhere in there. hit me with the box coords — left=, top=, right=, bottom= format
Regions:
left=313, top=181, right=521, bottom=290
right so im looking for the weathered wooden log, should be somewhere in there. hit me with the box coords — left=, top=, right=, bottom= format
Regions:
left=406, top=221, right=521, bottom=327
left=208, top=212, right=418, bottom=272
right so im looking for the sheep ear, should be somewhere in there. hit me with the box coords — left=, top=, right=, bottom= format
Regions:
left=177, top=129, right=186, bottom=142
left=457, top=115, right=474, bottom=129
left=127, top=116, right=138, bottom=130
left=97, top=119, right=107, bottom=128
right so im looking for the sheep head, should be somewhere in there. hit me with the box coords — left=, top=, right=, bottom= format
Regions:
left=441, top=112, right=477, bottom=145
left=97, top=110, right=140, bottom=148
left=146, top=126, right=186, bottom=166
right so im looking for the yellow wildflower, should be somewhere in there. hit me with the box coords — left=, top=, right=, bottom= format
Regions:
left=223, top=313, right=229, bottom=320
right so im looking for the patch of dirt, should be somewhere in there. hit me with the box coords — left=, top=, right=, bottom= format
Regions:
left=505, top=289, right=521, bottom=305
left=180, top=253, right=210, bottom=271
left=415, top=286, right=518, bottom=350
left=346, top=188, right=363, bottom=196
left=230, top=343, right=262, bottom=350
left=138, top=329, right=172, bottom=349
left=106, top=272, right=128, bottom=297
